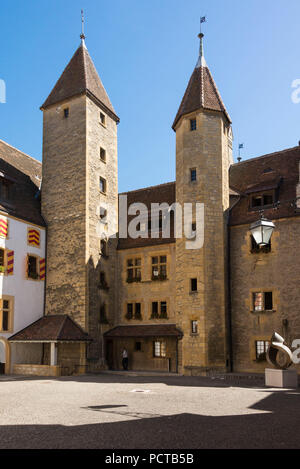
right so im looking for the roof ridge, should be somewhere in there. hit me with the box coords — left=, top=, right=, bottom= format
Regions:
left=232, top=146, right=300, bottom=166
left=119, top=181, right=175, bottom=195
left=56, top=314, right=68, bottom=340
left=0, top=139, right=41, bottom=166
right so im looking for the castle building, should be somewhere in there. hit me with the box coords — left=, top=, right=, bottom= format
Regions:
left=0, top=140, right=46, bottom=374
left=2, top=30, right=300, bottom=376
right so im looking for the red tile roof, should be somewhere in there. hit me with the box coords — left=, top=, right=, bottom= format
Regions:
left=104, top=324, right=183, bottom=338
left=9, top=315, right=91, bottom=342
left=172, top=65, right=231, bottom=130
left=41, top=43, right=119, bottom=123
left=229, top=146, right=300, bottom=225
left=118, top=182, right=176, bottom=250
left=0, top=140, right=45, bottom=226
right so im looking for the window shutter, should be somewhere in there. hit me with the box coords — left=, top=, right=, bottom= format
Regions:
left=6, top=250, right=14, bottom=275
left=39, top=258, right=45, bottom=280
left=0, top=218, right=8, bottom=238
left=28, top=228, right=40, bottom=247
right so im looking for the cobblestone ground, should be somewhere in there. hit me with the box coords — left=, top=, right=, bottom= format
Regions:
left=0, top=373, right=299, bottom=449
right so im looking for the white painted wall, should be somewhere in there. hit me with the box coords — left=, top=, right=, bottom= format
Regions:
left=0, top=215, right=45, bottom=349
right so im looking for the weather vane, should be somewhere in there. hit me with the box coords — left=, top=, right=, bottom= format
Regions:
left=80, top=9, right=85, bottom=40
left=238, top=143, right=244, bottom=162
left=200, top=16, right=207, bottom=34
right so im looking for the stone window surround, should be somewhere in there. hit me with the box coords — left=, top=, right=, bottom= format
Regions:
left=99, top=111, right=107, bottom=128
left=126, top=257, right=142, bottom=283
left=249, top=289, right=277, bottom=314
left=125, top=301, right=143, bottom=320
left=0, top=248, right=10, bottom=275
left=0, top=295, right=14, bottom=333
left=26, top=253, right=41, bottom=281
left=150, top=300, right=168, bottom=319
left=151, top=254, right=168, bottom=281
left=153, top=340, right=167, bottom=358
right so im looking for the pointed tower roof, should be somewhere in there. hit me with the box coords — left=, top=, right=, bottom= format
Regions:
left=172, top=33, right=231, bottom=130
left=41, top=40, right=119, bottom=123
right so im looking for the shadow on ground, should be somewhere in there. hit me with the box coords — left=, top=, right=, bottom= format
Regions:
left=0, top=372, right=267, bottom=389
left=0, top=388, right=300, bottom=449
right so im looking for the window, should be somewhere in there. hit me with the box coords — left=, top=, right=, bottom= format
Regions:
left=191, top=320, right=198, bottom=334
left=63, top=108, right=69, bottom=118
left=127, top=258, right=141, bottom=282
left=151, top=302, right=159, bottom=319
left=253, top=292, right=273, bottom=312
left=191, top=278, right=198, bottom=292
left=255, top=340, right=269, bottom=361
left=125, top=302, right=142, bottom=320
left=100, top=147, right=106, bottom=162
left=0, top=297, right=12, bottom=332
left=99, top=177, right=107, bottom=194
left=135, top=303, right=142, bottom=320
left=153, top=341, right=166, bottom=358
left=126, top=303, right=133, bottom=320
left=135, top=341, right=142, bottom=351
left=100, top=112, right=106, bottom=126
left=0, top=248, right=5, bottom=273
left=251, top=192, right=274, bottom=208
left=99, top=271, right=109, bottom=290
left=100, top=239, right=108, bottom=257
left=100, top=303, right=108, bottom=324
left=27, top=255, right=39, bottom=280
left=160, top=301, right=167, bottom=319
left=190, top=119, right=197, bottom=131
left=0, top=179, right=12, bottom=201
left=151, top=301, right=168, bottom=319
left=190, top=168, right=197, bottom=182
left=152, top=256, right=167, bottom=280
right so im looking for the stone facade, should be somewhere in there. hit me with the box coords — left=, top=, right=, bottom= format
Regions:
left=41, top=91, right=118, bottom=372
left=34, top=35, right=300, bottom=377
left=174, top=110, right=232, bottom=375
left=230, top=217, right=300, bottom=373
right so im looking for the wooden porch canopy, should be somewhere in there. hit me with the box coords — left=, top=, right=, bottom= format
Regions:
left=104, top=324, right=183, bottom=339
left=8, top=315, right=92, bottom=343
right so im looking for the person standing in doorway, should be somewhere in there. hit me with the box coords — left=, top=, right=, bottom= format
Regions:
left=122, top=348, right=128, bottom=370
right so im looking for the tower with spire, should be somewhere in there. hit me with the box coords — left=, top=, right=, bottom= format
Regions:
left=41, top=28, right=119, bottom=371
left=174, top=31, right=233, bottom=375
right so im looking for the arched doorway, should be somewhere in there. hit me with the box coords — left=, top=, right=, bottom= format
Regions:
left=0, top=337, right=11, bottom=374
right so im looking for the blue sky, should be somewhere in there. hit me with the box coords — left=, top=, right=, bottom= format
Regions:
left=1, top=0, right=300, bottom=192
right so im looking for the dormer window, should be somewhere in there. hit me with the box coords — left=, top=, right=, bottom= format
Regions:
left=63, top=108, right=69, bottom=118
left=251, top=192, right=274, bottom=209
left=0, top=178, right=12, bottom=201
left=190, top=119, right=197, bottom=131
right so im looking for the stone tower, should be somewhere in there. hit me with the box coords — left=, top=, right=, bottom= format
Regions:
left=41, top=35, right=119, bottom=370
left=173, top=33, right=233, bottom=375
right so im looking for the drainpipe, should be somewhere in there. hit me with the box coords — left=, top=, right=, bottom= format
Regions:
left=227, top=194, right=241, bottom=373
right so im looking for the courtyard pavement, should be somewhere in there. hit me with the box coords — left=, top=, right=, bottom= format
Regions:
left=0, top=372, right=300, bottom=449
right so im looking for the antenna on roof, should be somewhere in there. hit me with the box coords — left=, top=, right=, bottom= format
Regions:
left=80, top=9, right=86, bottom=44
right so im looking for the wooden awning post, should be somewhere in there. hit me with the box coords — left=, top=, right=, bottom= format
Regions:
left=50, top=342, right=57, bottom=366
